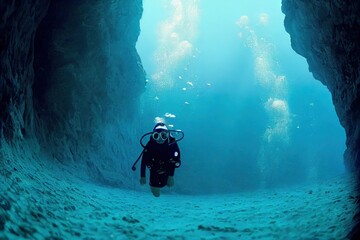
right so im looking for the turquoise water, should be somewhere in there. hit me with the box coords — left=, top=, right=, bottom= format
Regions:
left=136, top=0, right=346, bottom=194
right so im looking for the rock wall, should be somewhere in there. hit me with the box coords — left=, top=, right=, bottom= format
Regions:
left=282, top=0, right=360, bottom=171
left=33, top=0, right=144, bottom=136
left=0, top=0, right=145, bottom=185
left=0, top=0, right=50, bottom=140
left=32, top=0, right=144, bottom=169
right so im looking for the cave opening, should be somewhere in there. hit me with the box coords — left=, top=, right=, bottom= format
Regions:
left=136, top=0, right=347, bottom=194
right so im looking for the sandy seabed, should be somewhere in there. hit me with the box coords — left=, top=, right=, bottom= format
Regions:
left=0, top=143, right=358, bottom=240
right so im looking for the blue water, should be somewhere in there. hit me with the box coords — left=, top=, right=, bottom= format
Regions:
left=136, top=0, right=346, bottom=194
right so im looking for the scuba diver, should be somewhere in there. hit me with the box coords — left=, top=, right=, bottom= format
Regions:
left=132, top=122, right=183, bottom=197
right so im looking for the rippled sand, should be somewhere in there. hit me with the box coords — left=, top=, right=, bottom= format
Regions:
left=0, top=144, right=357, bottom=239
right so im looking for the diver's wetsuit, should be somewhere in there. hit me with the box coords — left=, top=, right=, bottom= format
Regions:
left=140, top=136, right=181, bottom=188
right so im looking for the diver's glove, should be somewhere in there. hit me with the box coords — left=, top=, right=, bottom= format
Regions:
left=140, top=177, right=146, bottom=185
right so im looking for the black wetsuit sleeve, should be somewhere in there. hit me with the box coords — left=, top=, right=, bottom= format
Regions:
left=168, top=142, right=181, bottom=176
left=168, top=165, right=175, bottom=176
left=141, top=143, right=151, bottom=178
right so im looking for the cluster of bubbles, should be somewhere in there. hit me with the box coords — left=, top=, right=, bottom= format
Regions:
left=151, top=0, right=200, bottom=89
left=236, top=13, right=291, bottom=185
left=147, top=0, right=217, bottom=129
left=236, top=13, right=290, bottom=143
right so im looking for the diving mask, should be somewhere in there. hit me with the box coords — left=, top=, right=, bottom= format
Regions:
left=152, top=131, right=169, bottom=141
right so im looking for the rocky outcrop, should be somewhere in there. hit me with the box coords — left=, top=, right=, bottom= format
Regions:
left=0, top=0, right=50, bottom=140
left=282, top=0, right=360, bottom=170
left=1, top=0, right=145, bottom=185
left=33, top=0, right=144, bottom=137
left=32, top=0, right=145, bottom=169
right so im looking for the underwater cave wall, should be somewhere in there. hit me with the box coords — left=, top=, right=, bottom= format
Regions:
left=282, top=0, right=360, bottom=170
left=32, top=0, right=145, bottom=184
left=0, top=0, right=49, bottom=140
left=1, top=0, right=146, bottom=187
